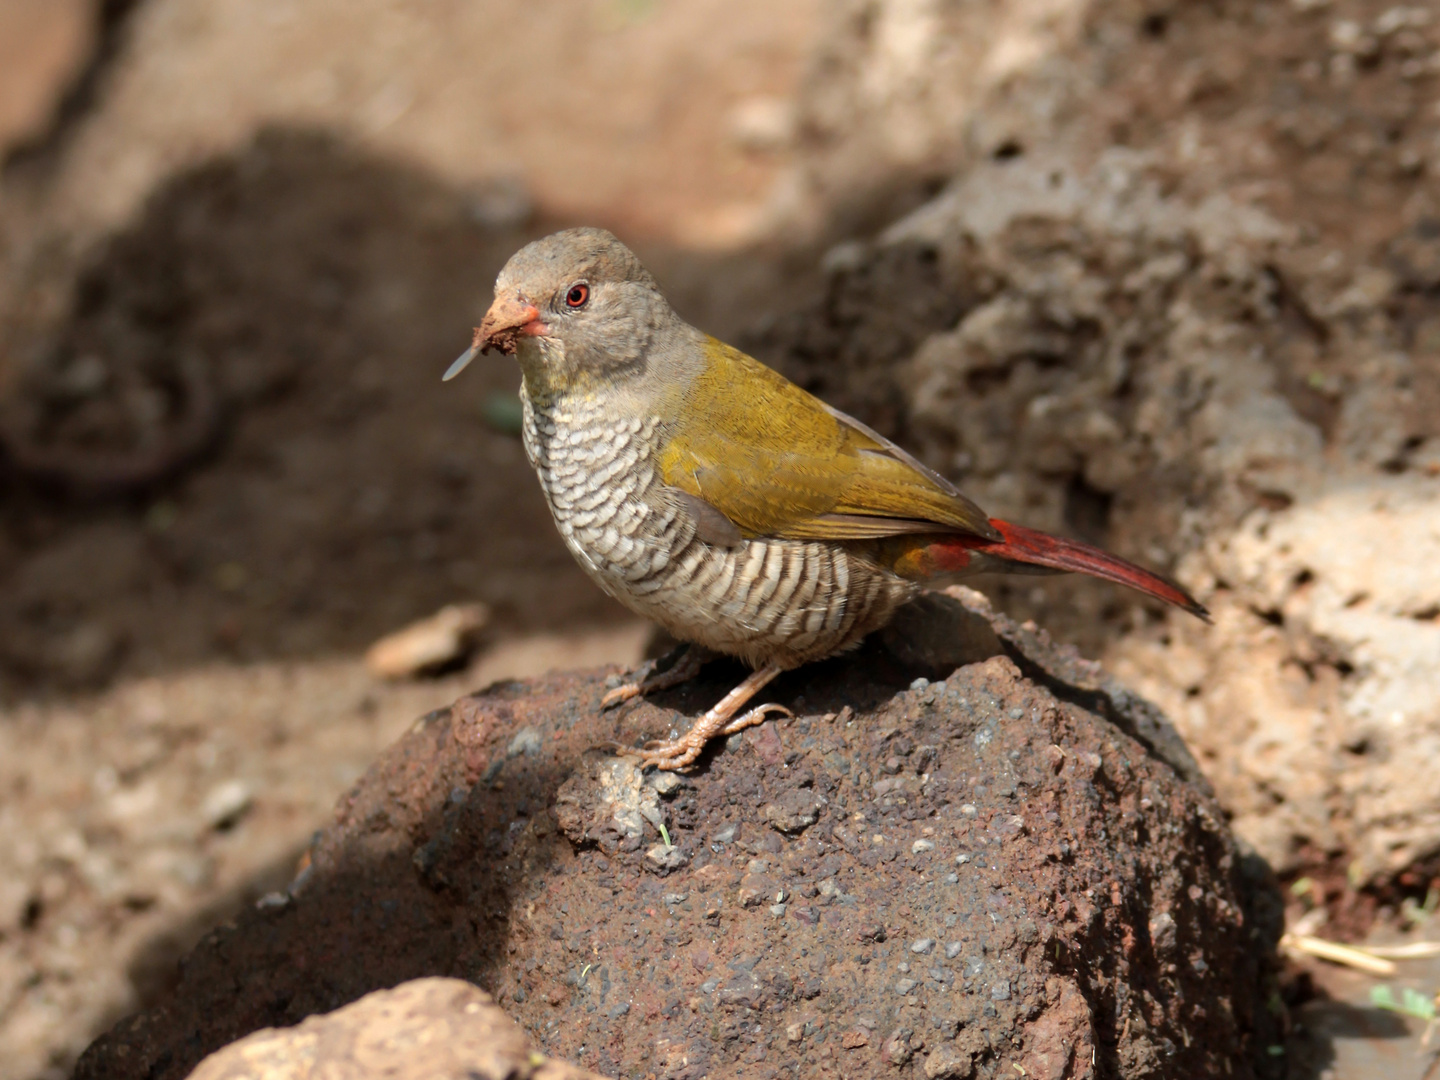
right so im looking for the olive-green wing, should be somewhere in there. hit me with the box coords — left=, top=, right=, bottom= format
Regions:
left=657, top=338, right=1000, bottom=542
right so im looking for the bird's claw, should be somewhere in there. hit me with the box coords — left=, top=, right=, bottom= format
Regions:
left=717, top=702, right=791, bottom=736
left=637, top=739, right=703, bottom=773
left=600, top=646, right=710, bottom=711
left=601, top=681, right=644, bottom=709
left=638, top=702, right=793, bottom=772
left=600, top=659, right=657, bottom=709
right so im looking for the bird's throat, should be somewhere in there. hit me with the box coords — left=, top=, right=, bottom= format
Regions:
left=514, top=336, right=626, bottom=406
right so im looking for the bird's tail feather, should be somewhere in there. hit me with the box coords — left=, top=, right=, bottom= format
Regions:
left=973, top=518, right=1208, bottom=619
left=884, top=518, right=1208, bottom=619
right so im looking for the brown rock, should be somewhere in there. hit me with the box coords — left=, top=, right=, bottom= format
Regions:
left=75, top=591, right=1281, bottom=1080
left=185, top=977, right=607, bottom=1080
left=364, top=603, right=490, bottom=680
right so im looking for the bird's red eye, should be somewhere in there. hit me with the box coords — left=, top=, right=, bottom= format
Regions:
left=565, top=283, right=589, bottom=308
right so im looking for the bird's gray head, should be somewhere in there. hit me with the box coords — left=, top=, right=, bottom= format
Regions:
left=444, top=227, right=675, bottom=393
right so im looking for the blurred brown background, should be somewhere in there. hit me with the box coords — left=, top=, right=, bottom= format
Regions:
left=1, top=0, right=1438, bottom=1076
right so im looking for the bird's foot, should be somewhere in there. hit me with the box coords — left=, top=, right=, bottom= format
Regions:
left=640, top=703, right=792, bottom=772
left=600, top=645, right=709, bottom=709
left=718, top=702, right=792, bottom=737
left=635, top=664, right=785, bottom=772
left=601, top=672, right=650, bottom=709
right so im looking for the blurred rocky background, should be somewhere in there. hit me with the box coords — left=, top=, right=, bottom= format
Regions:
left=0, top=0, right=1437, bottom=1077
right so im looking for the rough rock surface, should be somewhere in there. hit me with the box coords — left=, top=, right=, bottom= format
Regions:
left=758, top=0, right=1440, bottom=886
left=185, top=978, right=606, bottom=1080
left=76, top=589, right=1280, bottom=1080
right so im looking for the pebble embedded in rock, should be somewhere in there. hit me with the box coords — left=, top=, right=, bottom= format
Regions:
left=923, top=1045, right=972, bottom=1079
left=761, top=789, right=824, bottom=834
left=645, top=843, right=687, bottom=872
left=883, top=1029, right=914, bottom=1066
left=505, top=727, right=542, bottom=758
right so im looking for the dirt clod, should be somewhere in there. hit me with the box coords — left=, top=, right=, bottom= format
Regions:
left=476, top=322, right=523, bottom=359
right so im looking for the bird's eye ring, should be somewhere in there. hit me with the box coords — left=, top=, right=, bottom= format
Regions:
left=565, top=283, right=590, bottom=309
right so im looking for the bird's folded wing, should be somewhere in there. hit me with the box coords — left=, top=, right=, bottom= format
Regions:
left=657, top=339, right=1000, bottom=543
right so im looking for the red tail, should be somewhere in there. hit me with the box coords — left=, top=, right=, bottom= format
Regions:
left=972, top=518, right=1208, bottom=618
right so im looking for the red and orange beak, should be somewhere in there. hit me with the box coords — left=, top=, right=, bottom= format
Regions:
left=442, top=294, right=547, bottom=381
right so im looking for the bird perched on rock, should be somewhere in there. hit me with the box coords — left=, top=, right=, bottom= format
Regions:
left=445, top=228, right=1206, bottom=770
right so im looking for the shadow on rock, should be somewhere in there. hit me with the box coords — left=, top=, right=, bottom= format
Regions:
left=75, top=589, right=1285, bottom=1080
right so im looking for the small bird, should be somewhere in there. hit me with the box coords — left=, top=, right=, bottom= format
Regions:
left=445, top=228, right=1206, bottom=770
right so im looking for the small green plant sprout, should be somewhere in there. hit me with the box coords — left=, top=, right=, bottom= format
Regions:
left=1370, top=984, right=1436, bottom=1021
left=1370, top=984, right=1440, bottom=1059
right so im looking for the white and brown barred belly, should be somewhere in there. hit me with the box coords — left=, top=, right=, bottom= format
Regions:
left=521, top=389, right=915, bottom=670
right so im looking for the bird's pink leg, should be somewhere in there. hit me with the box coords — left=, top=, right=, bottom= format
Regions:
left=640, top=664, right=789, bottom=772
